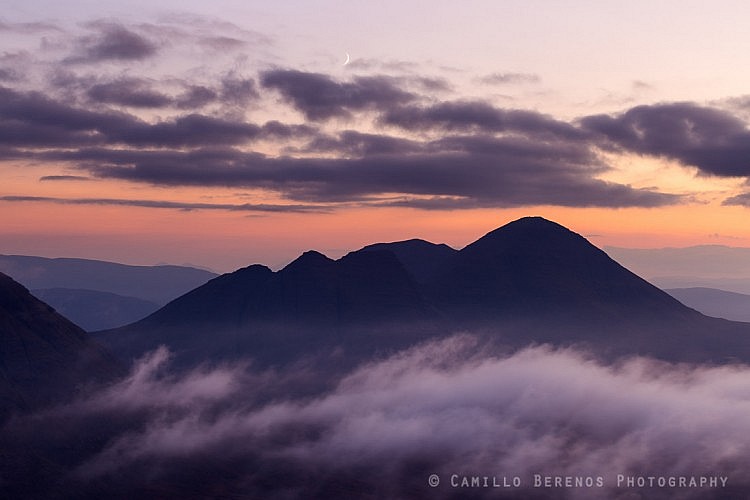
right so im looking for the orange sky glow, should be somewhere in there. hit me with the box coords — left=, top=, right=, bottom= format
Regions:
left=2, top=2, right=750, bottom=271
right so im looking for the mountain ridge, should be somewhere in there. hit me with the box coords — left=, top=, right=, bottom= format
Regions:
left=0, top=254, right=217, bottom=305
left=96, top=216, right=750, bottom=368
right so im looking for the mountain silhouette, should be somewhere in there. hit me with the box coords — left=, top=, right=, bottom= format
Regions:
left=99, top=249, right=436, bottom=367
left=97, top=216, right=750, bottom=368
left=0, top=272, right=121, bottom=421
left=358, top=239, right=457, bottom=285
left=429, top=216, right=690, bottom=318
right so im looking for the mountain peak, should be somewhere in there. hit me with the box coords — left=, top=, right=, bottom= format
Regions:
left=431, top=215, right=690, bottom=322
left=283, top=250, right=333, bottom=272
left=487, top=216, right=572, bottom=238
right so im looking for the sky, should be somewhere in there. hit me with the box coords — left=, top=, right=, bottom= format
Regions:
left=2, top=1, right=750, bottom=271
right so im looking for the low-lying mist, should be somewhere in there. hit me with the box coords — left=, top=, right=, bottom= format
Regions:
left=3, top=334, right=750, bottom=499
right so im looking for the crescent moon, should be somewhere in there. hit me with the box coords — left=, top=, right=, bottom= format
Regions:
left=343, top=52, right=350, bottom=66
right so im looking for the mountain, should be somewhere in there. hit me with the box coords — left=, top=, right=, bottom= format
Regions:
left=429, top=217, right=688, bottom=318
left=31, top=288, right=160, bottom=331
left=666, top=287, right=750, bottom=323
left=97, top=216, right=750, bottom=368
left=358, top=239, right=457, bottom=284
left=98, top=249, right=437, bottom=368
left=424, top=217, right=750, bottom=361
left=0, top=255, right=217, bottom=305
left=0, top=273, right=122, bottom=421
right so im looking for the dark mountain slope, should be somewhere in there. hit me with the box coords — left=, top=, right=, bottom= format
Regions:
left=0, top=273, right=121, bottom=421
left=426, top=217, right=750, bottom=361
left=98, top=250, right=436, bottom=368
left=430, top=217, right=690, bottom=318
left=358, top=239, right=457, bottom=284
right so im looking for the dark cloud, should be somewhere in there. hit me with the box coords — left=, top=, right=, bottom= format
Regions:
left=111, top=114, right=261, bottom=147
left=0, top=86, right=260, bottom=147
left=261, top=69, right=416, bottom=120
left=0, top=82, right=679, bottom=209
left=478, top=72, right=541, bottom=85
left=37, top=137, right=677, bottom=208
left=175, top=85, right=218, bottom=109
left=0, top=68, right=21, bottom=82
left=82, top=75, right=258, bottom=111
left=71, top=24, right=157, bottom=63
left=727, top=95, right=750, bottom=110
left=258, top=120, right=317, bottom=140
left=6, top=337, right=750, bottom=497
left=0, top=86, right=111, bottom=131
left=219, top=74, right=258, bottom=106
left=0, top=195, right=328, bottom=213
left=581, top=103, right=750, bottom=177
left=411, top=76, right=453, bottom=92
left=302, top=130, right=424, bottom=156
left=382, top=100, right=587, bottom=140
left=87, top=78, right=172, bottom=108
left=722, top=192, right=750, bottom=207
left=39, top=175, right=92, bottom=181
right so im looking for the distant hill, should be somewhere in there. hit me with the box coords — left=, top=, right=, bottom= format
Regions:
left=97, top=217, right=750, bottom=368
left=0, top=255, right=217, bottom=305
left=666, top=287, right=750, bottom=323
left=0, top=273, right=122, bottom=421
left=31, top=288, right=159, bottom=331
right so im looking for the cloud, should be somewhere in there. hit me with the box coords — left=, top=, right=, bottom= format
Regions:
left=0, top=20, right=60, bottom=34
left=22, top=131, right=676, bottom=209
left=34, top=140, right=676, bottom=208
left=218, top=74, right=259, bottom=106
left=0, top=82, right=678, bottom=209
left=260, top=69, right=416, bottom=120
left=7, top=335, right=750, bottom=497
left=581, top=103, right=750, bottom=177
left=0, top=86, right=262, bottom=147
left=632, top=80, right=654, bottom=91
left=152, top=12, right=272, bottom=49
left=174, top=85, right=218, bottom=109
left=410, top=76, right=453, bottom=92
left=722, top=192, right=750, bottom=207
left=381, top=100, right=587, bottom=140
left=301, top=130, right=425, bottom=156
left=38, top=175, right=92, bottom=181
left=478, top=72, right=541, bottom=85
left=86, top=78, right=172, bottom=108
left=0, top=68, right=21, bottom=82
left=70, top=23, right=158, bottom=63
left=0, top=195, right=329, bottom=213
